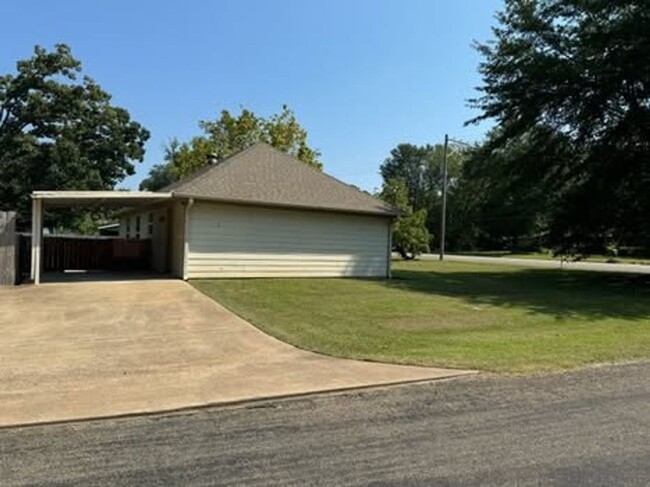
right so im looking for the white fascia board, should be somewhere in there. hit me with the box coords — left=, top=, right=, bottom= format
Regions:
left=31, top=191, right=172, bottom=200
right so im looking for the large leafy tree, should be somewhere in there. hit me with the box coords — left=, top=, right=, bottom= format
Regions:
left=380, top=178, right=430, bottom=260
left=381, top=144, right=435, bottom=210
left=0, top=44, right=150, bottom=219
left=457, top=127, right=574, bottom=250
left=379, top=142, right=468, bottom=250
left=162, top=105, right=321, bottom=179
left=139, top=163, right=177, bottom=191
left=470, top=0, right=650, bottom=254
left=380, top=143, right=464, bottom=210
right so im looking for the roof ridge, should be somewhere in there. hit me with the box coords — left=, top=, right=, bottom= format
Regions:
left=160, top=143, right=261, bottom=194
left=260, top=143, right=392, bottom=210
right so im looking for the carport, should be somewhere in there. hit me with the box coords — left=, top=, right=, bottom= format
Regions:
left=30, top=191, right=172, bottom=284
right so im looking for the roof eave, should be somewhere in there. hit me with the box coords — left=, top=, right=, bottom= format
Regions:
left=32, top=190, right=171, bottom=198
left=171, top=192, right=398, bottom=218
left=31, top=190, right=173, bottom=208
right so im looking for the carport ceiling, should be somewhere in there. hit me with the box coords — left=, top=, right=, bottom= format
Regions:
left=32, top=191, right=172, bottom=208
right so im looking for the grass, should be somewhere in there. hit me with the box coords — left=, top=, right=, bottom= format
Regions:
left=454, top=250, right=650, bottom=265
left=192, top=260, right=650, bottom=373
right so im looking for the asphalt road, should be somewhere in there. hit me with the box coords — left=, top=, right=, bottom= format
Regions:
left=2, top=362, right=650, bottom=486
left=431, top=253, right=650, bottom=274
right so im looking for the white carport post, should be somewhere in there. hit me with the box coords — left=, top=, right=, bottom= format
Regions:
left=30, top=196, right=43, bottom=284
left=182, top=198, right=194, bottom=281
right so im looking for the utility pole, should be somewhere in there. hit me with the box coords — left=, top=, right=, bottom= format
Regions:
left=439, top=134, right=449, bottom=261
left=438, top=136, right=470, bottom=261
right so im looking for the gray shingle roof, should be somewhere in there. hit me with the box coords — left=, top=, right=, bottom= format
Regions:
left=163, top=143, right=398, bottom=217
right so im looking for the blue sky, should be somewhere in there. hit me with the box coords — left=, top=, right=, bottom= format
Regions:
left=1, top=0, right=501, bottom=191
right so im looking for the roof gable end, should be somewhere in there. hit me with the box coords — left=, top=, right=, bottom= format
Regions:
left=167, top=143, right=397, bottom=216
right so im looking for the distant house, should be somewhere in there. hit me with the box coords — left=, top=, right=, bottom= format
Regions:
left=30, top=143, right=397, bottom=283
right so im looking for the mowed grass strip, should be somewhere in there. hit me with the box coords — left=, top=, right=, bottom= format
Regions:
left=191, top=260, right=650, bottom=373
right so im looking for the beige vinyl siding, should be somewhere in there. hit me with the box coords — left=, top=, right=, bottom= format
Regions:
left=187, top=202, right=390, bottom=278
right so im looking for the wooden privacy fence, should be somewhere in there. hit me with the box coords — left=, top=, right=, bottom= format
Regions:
left=18, top=235, right=152, bottom=275
left=0, top=211, right=18, bottom=285
left=18, top=234, right=31, bottom=278
left=43, top=236, right=113, bottom=271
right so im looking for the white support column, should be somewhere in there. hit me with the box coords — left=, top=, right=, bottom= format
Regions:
left=386, top=220, right=393, bottom=279
left=30, top=197, right=43, bottom=284
left=182, top=198, right=194, bottom=281
left=30, top=199, right=37, bottom=281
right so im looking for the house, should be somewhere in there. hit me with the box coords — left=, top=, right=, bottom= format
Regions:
left=30, top=143, right=397, bottom=283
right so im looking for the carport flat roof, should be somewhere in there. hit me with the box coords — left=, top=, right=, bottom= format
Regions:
left=32, top=191, right=172, bottom=207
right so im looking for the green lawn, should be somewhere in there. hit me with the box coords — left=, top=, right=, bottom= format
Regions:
left=192, top=260, right=650, bottom=373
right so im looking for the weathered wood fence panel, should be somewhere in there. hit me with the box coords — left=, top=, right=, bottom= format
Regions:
left=42, top=237, right=151, bottom=271
left=18, top=234, right=31, bottom=278
left=0, top=211, right=18, bottom=285
left=109, top=239, right=152, bottom=270
left=43, top=237, right=113, bottom=271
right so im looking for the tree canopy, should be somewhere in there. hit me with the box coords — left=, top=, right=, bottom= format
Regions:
left=469, top=0, right=650, bottom=255
left=138, top=162, right=177, bottom=191
left=455, top=126, right=572, bottom=250
left=379, top=178, right=430, bottom=260
left=380, top=143, right=464, bottom=210
left=379, top=142, right=469, bottom=252
left=0, top=44, right=150, bottom=218
left=161, top=105, right=322, bottom=180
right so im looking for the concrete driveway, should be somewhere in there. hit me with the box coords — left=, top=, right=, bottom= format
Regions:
left=0, top=280, right=472, bottom=427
